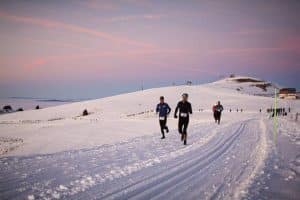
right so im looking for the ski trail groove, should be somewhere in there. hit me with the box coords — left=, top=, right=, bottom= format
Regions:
left=0, top=119, right=268, bottom=200
left=102, top=123, right=245, bottom=200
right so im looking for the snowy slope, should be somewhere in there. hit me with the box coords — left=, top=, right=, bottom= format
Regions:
left=0, top=77, right=295, bottom=156
left=0, top=77, right=299, bottom=200
left=0, top=81, right=282, bottom=156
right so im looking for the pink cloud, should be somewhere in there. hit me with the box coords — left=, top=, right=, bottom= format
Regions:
left=21, top=37, right=91, bottom=51
left=233, top=28, right=271, bottom=36
left=24, top=58, right=47, bottom=70
left=279, top=36, right=300, bottom=53
left=0, top=11, right=154, bottom=48
left=208, top=47, right=284, bottom=55
left=80, top=0, right=152, bottom=11
left=80, top=0, right=119, bottom=11
left=103, top=14, right=166, bottom=22
left=20, top=47, right=185, bottom=71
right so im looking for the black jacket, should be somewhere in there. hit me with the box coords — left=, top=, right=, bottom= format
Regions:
left=174, top=101, right=192, bottom=118
left=215, top=104, right=224, bottom=113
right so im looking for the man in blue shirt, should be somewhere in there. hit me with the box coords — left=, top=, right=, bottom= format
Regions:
left=156, top=96, right=171, bottom=139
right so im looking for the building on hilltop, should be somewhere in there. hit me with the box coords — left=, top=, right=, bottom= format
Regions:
left=279, top=88, right=297, bottom=99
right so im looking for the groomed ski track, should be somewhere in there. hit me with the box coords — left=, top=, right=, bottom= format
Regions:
left=0, top=118, right=268, bottom=200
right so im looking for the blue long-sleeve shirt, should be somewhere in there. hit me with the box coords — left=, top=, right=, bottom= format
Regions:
left=156, top=103, right=171, bottom=117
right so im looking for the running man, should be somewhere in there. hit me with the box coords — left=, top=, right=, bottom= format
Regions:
left=156, top=96, right=171, bottom=139
left=214, top=101, right=224, bottom=124
left=174, top=93, right=192, bottom=145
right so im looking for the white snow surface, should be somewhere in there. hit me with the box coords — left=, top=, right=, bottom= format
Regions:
left=0, top=76, right=299, bottom=199
left=0, top=77, right=293, bottom=156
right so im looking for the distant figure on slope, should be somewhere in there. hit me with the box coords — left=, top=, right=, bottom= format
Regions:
left=212, top=104, right=217, bottom=123
left=174, top=93, right=192, bottom=145
left=214, top=101, right=224, bottom=124
left=156, top=96, right=171, bottom=139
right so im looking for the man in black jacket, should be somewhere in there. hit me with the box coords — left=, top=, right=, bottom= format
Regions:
left=174, top=93, right=192, bottom=145
left=214, top=101, right=224, bottom=124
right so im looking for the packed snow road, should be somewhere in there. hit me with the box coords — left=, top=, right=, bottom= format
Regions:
left=0, top=118, right=268, bottom=200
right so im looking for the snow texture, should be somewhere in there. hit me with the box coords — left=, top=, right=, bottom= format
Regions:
left=0, top=76, right=299, bottom=199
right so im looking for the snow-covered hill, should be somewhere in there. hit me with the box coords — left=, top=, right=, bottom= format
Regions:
left=0, top=76, right=299, bottom=200
left=0, top=76, right=295, bottom=156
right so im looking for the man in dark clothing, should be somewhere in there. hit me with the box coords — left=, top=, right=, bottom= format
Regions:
left=156, top=96, right=171, bottom=139
left=174, top=93, right=192, bottom=145
left=214, top=101, right=224, bottom=124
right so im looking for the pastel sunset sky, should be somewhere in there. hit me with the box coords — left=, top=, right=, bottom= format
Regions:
left=0, top=0, right=299, bottom=99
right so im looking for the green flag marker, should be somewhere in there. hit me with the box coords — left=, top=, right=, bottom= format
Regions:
left=273, top=88, right=278, bottom=144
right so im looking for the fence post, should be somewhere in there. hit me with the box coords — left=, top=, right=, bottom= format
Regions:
left=273, top=88, right=278, bottom=144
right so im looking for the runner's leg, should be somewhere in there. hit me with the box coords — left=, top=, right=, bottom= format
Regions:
left=178, top=118, right=184, bottom=141
left=183, top=118, right=189, bottom=145
left=159, top=120, right=165, bottom=138
left=164, top=117, right=169, bottom=133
